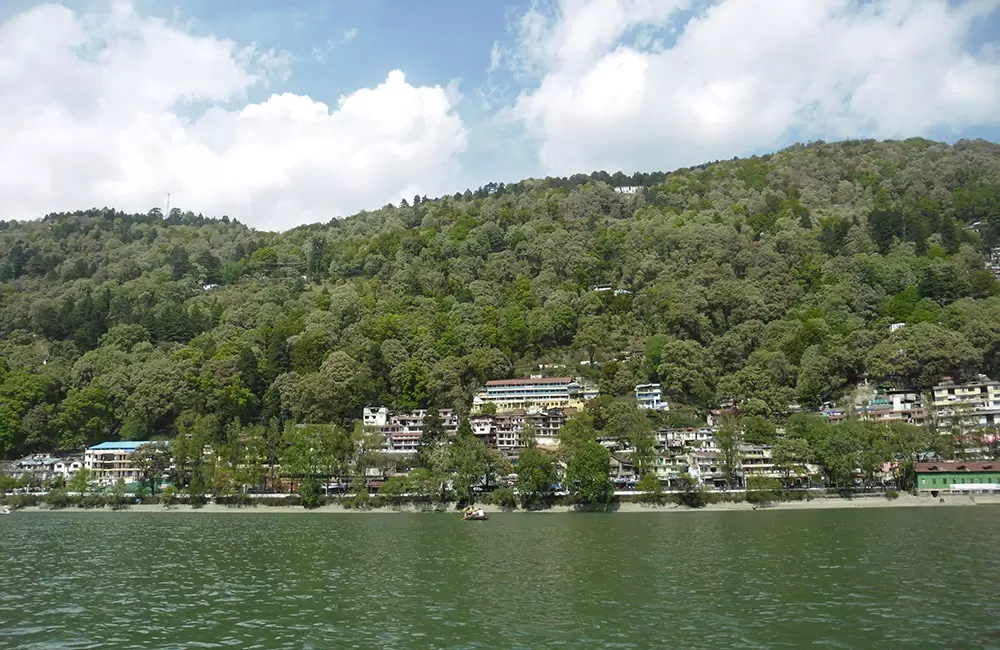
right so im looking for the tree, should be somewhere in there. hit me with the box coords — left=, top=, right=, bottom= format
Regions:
left=771, top=438, right=811, bottom=485
left=132, top=442, right=171, bottom=494
left=68, top=468, right=93, bottom=494
left=743, top=416, right=777, bottom=446
left=417, top=404, right=446, bottom=469
left=558, top=412, right=597, bottom=456
left=715, top=420, right=742, bottom=489
left=515, top=445, right=557, bottom=507
left=451, top=434, right=511, bottom=504
left=565, top=441, right=613, bottom=505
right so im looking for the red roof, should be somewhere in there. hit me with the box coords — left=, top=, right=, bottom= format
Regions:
left=915, top=461, right=999, bottom=473
left=486, top=377, right=573, bottom=386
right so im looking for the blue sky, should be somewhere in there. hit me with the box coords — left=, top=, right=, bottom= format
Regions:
left=1, top=0, right=999, bottom=229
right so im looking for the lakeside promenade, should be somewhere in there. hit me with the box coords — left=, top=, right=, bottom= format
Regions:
left=12, top=493, right=1000, bottom=514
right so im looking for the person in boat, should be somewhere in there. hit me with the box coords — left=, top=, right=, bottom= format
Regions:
left=463, top=505, right=474, bottom=517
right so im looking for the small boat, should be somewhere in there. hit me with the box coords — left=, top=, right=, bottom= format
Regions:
left=461, top=508, right=488, bottom=521
left=1, top=505, right=11, bottom=515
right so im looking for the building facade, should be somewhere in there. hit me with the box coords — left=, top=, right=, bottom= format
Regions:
left=932, top=376, right=1000, bottom=432
left=635, top=383, right=668, bottom=411
left=84, top=441, right=156, bottom=484
left=915, top=461, right=1000, bottom=494
left=476, top=376, right=597, bottom=411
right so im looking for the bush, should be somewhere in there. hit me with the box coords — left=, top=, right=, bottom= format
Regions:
left=44, top=489, right=74, bottom=509
left=298, top=479, right=323, bottom=509
left=217, top=493, right=254, bottom=507
left=187, top=492, right=207, bottom=509
left=487, top=487, right=517, bottom=508
left=636, top=474, right=662, bottom=493
left=78, top=495, right=106, bottom=509
left=161, top=485, right=178, bottom=507
left=885, top=489, right=900, bottom=500
left=676, top=487, right=708, bottom=509
left=1, top=493, right=39, bottom=509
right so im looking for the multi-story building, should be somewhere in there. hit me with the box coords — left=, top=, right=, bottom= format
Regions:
left=654, top=428, right=717, bottom=452
left=932, top=376, right=1000, bottom=433
left=84, top=441, right=158, bottom=484
left=377, top=409, right=460, bottom=455
left=365, top=405, right=569, bottom=454
left=362, top=406, right=388, bottom=428
left=860, top=389, right=926, bottom=425
left=915, top=460, right=1000, bottom=494
left=635, top=383, right=668, bottom=411
left=7, top=455, right=83, bottom=483
left=821, top=387, right=926, bottom=425
left=475, top=376, right=597, bottom=412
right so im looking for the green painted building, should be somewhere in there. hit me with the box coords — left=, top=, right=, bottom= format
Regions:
left=915, top=461, right=1000, bottom=494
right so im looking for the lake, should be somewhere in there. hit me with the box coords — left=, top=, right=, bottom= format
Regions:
left=1, top=508, right=999, bottom=649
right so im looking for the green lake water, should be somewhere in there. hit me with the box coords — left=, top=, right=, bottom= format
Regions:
left=1, top=508, right=999, bottom=649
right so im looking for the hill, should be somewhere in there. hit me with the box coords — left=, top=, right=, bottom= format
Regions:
left=2, top=137, right=1000, bottom=458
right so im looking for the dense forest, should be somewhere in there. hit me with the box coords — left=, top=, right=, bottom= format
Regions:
left=2, top=138, right=1000, bottom=460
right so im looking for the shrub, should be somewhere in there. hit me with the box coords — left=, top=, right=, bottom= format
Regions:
left=44, top=489, right=74, bottom=509
left=217, top=493, right=254, bottom=507
left=884, top=489, right=900, bottom=500
left=1, top=493, right=39, bottom=508
left=187, top=492, right=207, bottom=509
left=676, top=487, right=707, bottom=509
left=487, top=487, right=517, bottom=508
left=636, top=474, right=662, bottom=493
left=161, top=485, right=178, bottom=507
left=298, top=479, right=323, bottom=509
left=78, top=495, right=106, bottom=509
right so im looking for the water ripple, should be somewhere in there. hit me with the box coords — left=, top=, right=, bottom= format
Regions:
left=1, top=509, right=999, bottom=648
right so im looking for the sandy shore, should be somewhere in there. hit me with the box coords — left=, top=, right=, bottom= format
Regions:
left=10, top=493, right=1000, bottom=514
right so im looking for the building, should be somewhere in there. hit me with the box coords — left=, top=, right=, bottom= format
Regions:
left=376, top=409, right=460, bottom=455
left=84, top=441, right=158, bottom=484
left=476, top=376, right=597, bottom=412
left=931, top=376, right=1000, bottom=433
left=7, top=455, right=80, bottom=483
left=362, top=406, right=388, bottom=428
left=654, top=428, right=716, bottom=452
left=860, top=389, right=926, bottom=425
left=364, top=405, right=569, bottom=455
left=915, top=461, right=1000, bottom=494
left=635, top=383, right=668, bottom=411
left=613, top=186, right=641, bottom=194
left=988, top=246, right=1000, bottom=280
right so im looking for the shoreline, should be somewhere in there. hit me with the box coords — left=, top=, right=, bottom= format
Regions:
left=9, top=493, right=1000, bottom=514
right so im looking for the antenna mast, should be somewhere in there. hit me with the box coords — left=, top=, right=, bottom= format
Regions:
left=166, top=193, right=171, bottom=215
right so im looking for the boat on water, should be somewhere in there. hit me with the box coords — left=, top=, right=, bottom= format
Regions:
left=461, top=507, right=488, bottom=521
left=1, top=505, right=11, bottom=515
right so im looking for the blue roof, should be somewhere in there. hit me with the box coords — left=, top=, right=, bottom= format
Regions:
left=87, top=441, right=166, bottom=451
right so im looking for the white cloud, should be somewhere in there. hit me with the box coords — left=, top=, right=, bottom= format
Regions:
left=343, top=27, right=359, bottom=42
left=508, top=0, right=1000, bottom=175
left=0, top=4, right=466, bottom=230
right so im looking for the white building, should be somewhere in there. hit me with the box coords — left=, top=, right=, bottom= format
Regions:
left=476, top=376, right=597, bottom=412
left=84, top=441, right=155, bottom=484
left=376, top=409, right=460, bottom=455
left=635, top=383, right=668, bottom=411
left=362, top=406, right=389, bottom=428
left=7, top=455, right=79, bottom=482
left=932, top=376, right=1000, bottom=432
left=613, top=186, right=641, bottom=194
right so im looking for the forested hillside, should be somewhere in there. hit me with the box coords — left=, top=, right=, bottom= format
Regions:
left=2, top=138, right=1000, bottom=459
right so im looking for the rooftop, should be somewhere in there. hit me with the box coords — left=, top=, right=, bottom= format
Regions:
left=87, top=440, right=166, bottom=451
left=486, top=377, right=574, bottom=386
left=915, top=461, right=998, bottom=473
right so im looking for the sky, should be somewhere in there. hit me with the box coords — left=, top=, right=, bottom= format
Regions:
left=1, top=0, right=999, bottom=231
